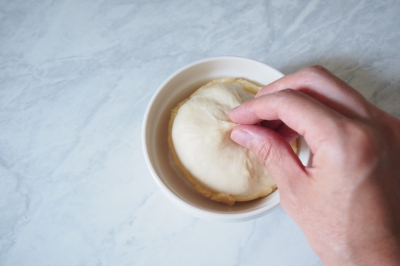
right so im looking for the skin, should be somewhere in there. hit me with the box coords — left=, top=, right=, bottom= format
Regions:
left=229, top=65, right=400, bottom=266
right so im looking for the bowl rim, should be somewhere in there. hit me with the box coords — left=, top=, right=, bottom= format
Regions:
left=142, top=56, right=286, bottom=222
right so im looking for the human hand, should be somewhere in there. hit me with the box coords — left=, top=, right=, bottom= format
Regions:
left=229, top=66, right=400, bottom=266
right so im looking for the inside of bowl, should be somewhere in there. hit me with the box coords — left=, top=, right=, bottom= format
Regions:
left=145, top=58, right=309, bottom=214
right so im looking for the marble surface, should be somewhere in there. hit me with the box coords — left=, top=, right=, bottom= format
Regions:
left=1, top=0, right=400, bottom=265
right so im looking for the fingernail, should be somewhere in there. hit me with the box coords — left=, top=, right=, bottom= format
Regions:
left=231, top=130, right=251, bottom=148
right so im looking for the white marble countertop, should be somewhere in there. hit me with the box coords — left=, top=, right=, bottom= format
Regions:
left=1, top=0, right=399, bottom=265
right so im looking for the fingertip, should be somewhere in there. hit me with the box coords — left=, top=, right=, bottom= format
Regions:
left=229, top=105, right=243, bottom=123
left=229, top=105, right=237, bottom=117
left=229, top=100, right=264, bottom=125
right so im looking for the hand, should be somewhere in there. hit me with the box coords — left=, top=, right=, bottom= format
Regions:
left=229, top=66, right=400, bottom=266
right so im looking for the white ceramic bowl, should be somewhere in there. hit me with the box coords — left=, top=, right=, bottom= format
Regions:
left=142, top=56, right=311, bottom=222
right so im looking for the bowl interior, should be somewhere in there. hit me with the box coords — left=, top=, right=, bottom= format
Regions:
left=144, top=57, right=310, bottom=216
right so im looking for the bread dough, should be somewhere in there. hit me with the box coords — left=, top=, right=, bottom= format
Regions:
left=168, top=78, right=297, bottom=206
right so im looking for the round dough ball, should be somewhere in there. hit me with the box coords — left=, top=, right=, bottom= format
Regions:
left=168, top=78, right=297, bottom=206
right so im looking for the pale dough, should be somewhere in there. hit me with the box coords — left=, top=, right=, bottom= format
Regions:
left=168, top=78, right=297, bottom=206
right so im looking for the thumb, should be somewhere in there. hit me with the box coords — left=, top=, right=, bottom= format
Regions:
left=230, top=124, right=307, bottom=194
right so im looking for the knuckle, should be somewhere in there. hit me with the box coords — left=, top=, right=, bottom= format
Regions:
left=275, top=88, right=299, bottom=99
left=298, top=65, right=329, bottom=80
left=345, top=122, right=373, bottom=146
left=279, top=88, right=296, bottom=94
left=273, top=89, right=305, bottom=106
left=307, top=64, right=328, bottom=72
left=341, top=121, right=378, bottom=162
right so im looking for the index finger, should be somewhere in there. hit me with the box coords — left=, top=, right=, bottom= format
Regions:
left=229, top=89, right=345, bottom=153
